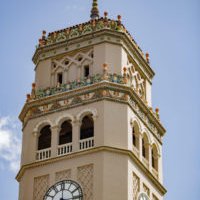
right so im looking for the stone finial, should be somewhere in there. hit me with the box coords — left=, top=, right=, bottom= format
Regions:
left=102, top=63, right=109, bottom=80
left=26, top=94, right=31, bottom=102
left=31, top=83, right=36, bottom=99
left=123, top=67, right=128, bottom=84
left=117, top=15, right=122, bottom=23
left=103, top=63, right=108, bottom=72
left=90, top=0, right=99, bottom=20
left=146, top=53, right=150, bottom=63
left=104, top=11, right=108, bottom=18
left=155, top=108, right=160, bottom=119
left=42, top=30, right=46, bottom=39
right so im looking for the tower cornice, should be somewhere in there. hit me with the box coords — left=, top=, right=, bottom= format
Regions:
left=19, top=76, right=165, bottom=142
left=16, top=146, right=167, bottom=195
left=33, top=18, right=155, bottom=80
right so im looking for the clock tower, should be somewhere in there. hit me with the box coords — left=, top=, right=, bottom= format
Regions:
left=16, top=1, right=167, bottom=200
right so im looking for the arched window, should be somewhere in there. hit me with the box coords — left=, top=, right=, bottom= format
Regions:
left=132, top=127, right=136, bottom=146
left=80, top=115, right=94, bottom=140
left=152, top=145, right=158, bottom=171
left=59, top=120, right=72, bottom=145
left=142, top=139, right=146, bottom=158
left=142, top=134, right=149, bottom=160
left=132, top=125, right=139, bottom=149
left=38, top=125, right=51, bottom=150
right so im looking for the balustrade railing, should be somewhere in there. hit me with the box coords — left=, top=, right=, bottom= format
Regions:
left=152, top=168, right=159, bottom=179
left=79, top=137, right=94, bottom=150
left=132, top=145, right=139, bottom=157
left=36, top=148, right=51, bottom=161
left=142, top=157, right=149, bottom=169
left=57, top=143, right=72, bottom=156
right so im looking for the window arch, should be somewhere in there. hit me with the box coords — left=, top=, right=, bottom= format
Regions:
left=38, top=125, right=51, bottom=150
left=152, top=145, right=159, bottom=171
left=142, top=134, right=149, bottom=160
left=80, top=115, right=94, bottom=140
left=59, top=120, right=72, bottom=145
left=132, top=122, right=140, bottom=149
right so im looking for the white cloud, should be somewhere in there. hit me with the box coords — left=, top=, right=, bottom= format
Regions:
left=0, top=116, right=21, bottom=173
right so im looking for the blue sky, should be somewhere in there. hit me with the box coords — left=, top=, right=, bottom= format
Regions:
left=0, top=0, right=199, bottom=199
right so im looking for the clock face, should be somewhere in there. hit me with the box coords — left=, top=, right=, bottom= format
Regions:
left=44, top=180, right=83, bottom=200
left=138, top=193, right=150, bottom=200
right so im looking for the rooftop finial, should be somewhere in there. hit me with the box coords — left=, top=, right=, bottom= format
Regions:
left=90, top=0, right=99, bottom=19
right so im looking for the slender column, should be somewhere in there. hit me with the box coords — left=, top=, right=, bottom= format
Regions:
left=148, top=144, right=152, bottom=171
left=77, top=65, right=81, bottom=80
left=51, top=125, right=59, bottom=157
left=139, top=133, right=143, bottom=161
left=64, top=69, right=68, bottom=84
left=32, top=131, right=38, bottom=161
left=72, top=120, right=81, bottom=152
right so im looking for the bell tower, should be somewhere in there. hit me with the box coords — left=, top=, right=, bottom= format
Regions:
left=17, top=1, right=167, bottom=200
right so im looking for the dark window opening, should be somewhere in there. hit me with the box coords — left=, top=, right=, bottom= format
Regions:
left=80, top=115, right=94, bottom=140
left=59, top=121, right=72, bottom=145
left=38, top=125, right=51, bottom=150
left=57, top=73, right=63, bottom=84
left=78, top=57, right=83, bottom=61
left=142, top=139, right=146, bottom=158
left=65, top=60, right=69, bottom=65
left=152, top=149, right=155, bottom=169
left=132, top=127, right=136, bottom=146
left=84, top=65, right=90, bottom=77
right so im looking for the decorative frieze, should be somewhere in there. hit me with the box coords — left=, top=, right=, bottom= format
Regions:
left=77, top=164, right=94, bottom=200
left=55, top=169, right=71, bottom=182
left=133, top=172, right=140, bottom=200
left=33, top=174, right=49, bottom=200
left=21, top=76, right=164, bottom=142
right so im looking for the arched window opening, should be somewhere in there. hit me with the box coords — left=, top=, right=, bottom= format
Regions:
left=59, top=120, right=72, bottom=145
left=132, top=127, right=136, bottom=146
left=152, top=146, right=158, bottom=171
left=132, top=126, right=139, bottom=149
left=84, top=65, right=90, bottom=77
left=57, top=73, right=63, bottom=85
left=142, top=135, right=149, bottom=160
left=38, top=125, right=51, bottom=150
left=142, top=139, right=146, bottom=158
left=80, top=115, right=94, bottom=140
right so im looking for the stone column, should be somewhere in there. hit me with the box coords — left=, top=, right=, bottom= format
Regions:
left=77, top=65, right=81, bottom=79
left=32, top=131, right=38, bottom=162
left=72, top=120, right=81, bottom=152
left=148, top=144, right=152, bottom=171
left=139, top=133, right=143, bottom=161
left=51, top=125, right=59, bottom=157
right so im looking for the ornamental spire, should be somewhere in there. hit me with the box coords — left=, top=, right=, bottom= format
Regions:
left=90, top=0, right=99, bottom=19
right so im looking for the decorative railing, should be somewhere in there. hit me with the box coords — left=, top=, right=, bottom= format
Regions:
left=36, top=148, right=51, bottom=161
left=35, top=73, right=124, bottom=99
left=37, top=16, right=146, bottom=60
left=79, top=137, right=94, bottom=150
left=142, top=157, right=149, bottom=169
left=57, top=143, right=73, bottom=156
left=152, top=168, right=159, bottom=179
left=132, top=145, right=139, bottom=157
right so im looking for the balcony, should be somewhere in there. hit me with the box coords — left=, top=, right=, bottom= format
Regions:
left=57, top=143, right=72, bottom=156
left=35, top=139, right=95, bottom=161
left=36, top=148, right=51, bottom=161
left=79, top=137, right=94, bottom=150
left=132, top=145, right=139, bottom=157
left=152, top=168, right=159, bottom=179
left=142, top=157, right=149, bottom=169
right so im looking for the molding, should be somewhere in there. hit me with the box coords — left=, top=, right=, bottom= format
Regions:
left=16, top=146, right=167, bottom=195
left=20, top=81, right=165, bottom=142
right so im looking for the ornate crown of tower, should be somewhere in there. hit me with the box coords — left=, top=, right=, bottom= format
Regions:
left=16, top=1, right=166, bottom=200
